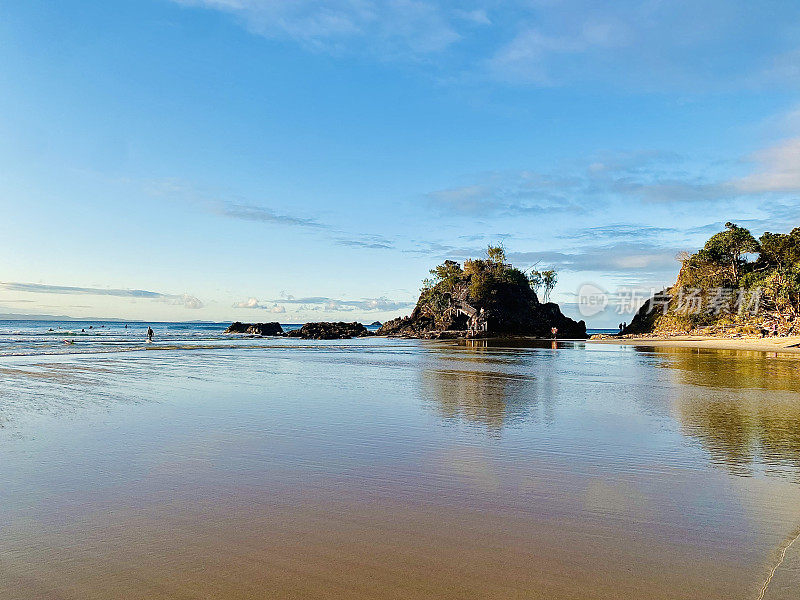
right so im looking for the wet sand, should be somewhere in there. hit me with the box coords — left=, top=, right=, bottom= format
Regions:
left=588, top=335, right=800, bottom=354
left=2, top=340, right=800, bottom=599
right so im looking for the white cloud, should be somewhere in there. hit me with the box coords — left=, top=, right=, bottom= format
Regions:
left=177, top=294, right=205, bottom=309
left=454, top=8, right=490, bottom=25
left=234, top=298, right=289, bottom=313
left=485, top=29, right=594, bottom=85
left=736, top=137, right=800, bottom=193
left=172, top=0, right=460, bottom=56
left=234, top=297, right=264, bottom=308
left=171, top=1, right=800, bottom=91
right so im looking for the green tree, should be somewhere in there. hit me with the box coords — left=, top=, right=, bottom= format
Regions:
left=528, top=269, right=543, bottom=296
left=486, top=244, right=506, bottom=265
left=693, top=222, right=759, bottom=286
left=759, top=228, right=800, bottom=269
left=541, top=269, right=558, bottom=302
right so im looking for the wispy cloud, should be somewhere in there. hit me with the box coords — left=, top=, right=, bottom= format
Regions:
left=336, top=234, right=395, bottom=249
left=172, top=0, right=460, bottom=56
left=218, top=202, right=325, bottom=228
left=0, top=282, right=204, bottom=309
left=400, top=239, right=681, bottom=277
left=426, top=174, right=582, bottom=216
left=562, top=224, right=678, bottom=241
left=735, top=137, right=800, bottom=193
left=171, top=1, right=800, bottom=91
left=507, top=242, right=682, bottom=275
left=146, top=178, right=327, bottom=230
left=267, top=295, right=413, bottom=312
left=424, top=143, right=798, bottom=220
left=485, top=19, right=628, bottom=85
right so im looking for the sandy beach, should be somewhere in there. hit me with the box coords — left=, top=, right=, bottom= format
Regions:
left=589, top=334, right=800, bottom=354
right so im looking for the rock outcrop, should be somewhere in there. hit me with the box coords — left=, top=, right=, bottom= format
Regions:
left=378, top=300, right=585, bottom=339
left=377, top=252, right=586, bottom=339
left=286, top=321, right=372, bottom=340
left=225, top=321, right=284, bottom=336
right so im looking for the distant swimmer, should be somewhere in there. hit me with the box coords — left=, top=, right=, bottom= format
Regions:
left=147, top=326, right=154, bottom=342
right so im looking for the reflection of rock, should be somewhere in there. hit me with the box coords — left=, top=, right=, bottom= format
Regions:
left=422, top=367, right=540, bottom=432
left=654, top=347, right=800, bottom=480
left=225, top=322, right=284, bottom=336
left=286, top=322, right=371, bottom=340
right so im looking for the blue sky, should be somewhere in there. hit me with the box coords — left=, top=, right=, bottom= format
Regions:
left=1, top=0, right=800, bottom=326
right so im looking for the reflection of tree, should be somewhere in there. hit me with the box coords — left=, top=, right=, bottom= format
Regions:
left=421, top=367, right=546, bottom=433
left=648, top=347, right=800, bottom=480
left=640, top=346, right=800, bottom=393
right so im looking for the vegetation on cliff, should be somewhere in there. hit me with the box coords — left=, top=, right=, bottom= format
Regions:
left=626, top=223, right=800, bottom=334
left=378, top=246, right=586, bottom=338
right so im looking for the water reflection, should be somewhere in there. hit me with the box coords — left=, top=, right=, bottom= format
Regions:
left=640, top=346, right=800, bottom=393
left=643, top=347, right=800, bottom=481
left=422, top=368, right=543, bottom=432
left=420, top=345, right=556, bottom=433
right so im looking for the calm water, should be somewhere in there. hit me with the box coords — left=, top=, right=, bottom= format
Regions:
left=1, top=323, right=799, bottom=599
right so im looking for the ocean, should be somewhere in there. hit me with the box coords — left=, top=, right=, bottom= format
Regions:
left=0, top=319, right=383, bottom=357
left=0, top=319, right=614, bottom=357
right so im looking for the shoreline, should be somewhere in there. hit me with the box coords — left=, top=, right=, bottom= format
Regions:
left=586, top=335, right=800, bottom=354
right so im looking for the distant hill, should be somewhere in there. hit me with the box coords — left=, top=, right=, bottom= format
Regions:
left=0, top=312, right=126, bottom=321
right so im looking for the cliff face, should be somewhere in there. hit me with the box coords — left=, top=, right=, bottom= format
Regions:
left=622, top=222, right=799, bottom=335
left=377, top=256, right=586, bottom=339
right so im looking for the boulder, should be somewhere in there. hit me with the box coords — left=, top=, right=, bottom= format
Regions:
left=286, top=321, right=371, bottom=340
left=225, top=321, right=284, bottom=336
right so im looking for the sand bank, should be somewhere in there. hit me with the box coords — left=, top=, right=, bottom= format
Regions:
left=588, top=334, right=800, bottom=354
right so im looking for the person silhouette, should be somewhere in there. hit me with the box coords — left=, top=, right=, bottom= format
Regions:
left=147, top=326, right=154, bottom=342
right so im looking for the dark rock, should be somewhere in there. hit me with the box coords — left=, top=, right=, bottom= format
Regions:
left=286, top=321, right=372, bottom=340
left=225, top=321, right=284, bottom=336
left=376, top=258, right=586, bottom=340
left=369, top=321, right=382, bottom=327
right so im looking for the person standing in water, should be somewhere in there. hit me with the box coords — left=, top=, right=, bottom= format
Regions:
left=147, top=326, right=154, bottom=342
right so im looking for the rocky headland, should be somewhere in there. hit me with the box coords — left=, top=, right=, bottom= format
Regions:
left=377, top=246, right=586, bottom=339
left=619, top=223, right=800, bottom=338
